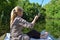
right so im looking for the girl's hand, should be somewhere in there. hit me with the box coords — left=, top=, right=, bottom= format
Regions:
left=31, top=13, right=40, bottom=24
left=35, top=13, right=40, bottom=20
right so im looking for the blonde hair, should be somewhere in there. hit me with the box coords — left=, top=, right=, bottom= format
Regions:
left=10, top=6, right=23, bottom=25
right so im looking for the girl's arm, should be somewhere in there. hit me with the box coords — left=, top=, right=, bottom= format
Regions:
left=13, top=15, right=40, bottom=28
left=18, top=15, right=40, bottom=28
left=31, top=15, right=40, bottom=25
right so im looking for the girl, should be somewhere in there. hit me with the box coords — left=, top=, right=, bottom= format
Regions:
left=10, top=6, right=40, bottom=40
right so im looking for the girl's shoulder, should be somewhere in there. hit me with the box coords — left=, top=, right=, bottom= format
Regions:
left=15, top=16, right=26, bottom=22
left=15, top=16, right=21, bottom=20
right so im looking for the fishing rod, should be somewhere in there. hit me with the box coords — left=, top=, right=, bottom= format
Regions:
left=37, top=0, right=44, bottom=16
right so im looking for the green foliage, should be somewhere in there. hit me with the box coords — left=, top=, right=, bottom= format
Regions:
left=0, top=0, right=17, bottom=36
left=1, top=0, right=60, bottom=39
left=44, top=0, right=60, bottom=38
left=0, top=0, right=60, bottom=39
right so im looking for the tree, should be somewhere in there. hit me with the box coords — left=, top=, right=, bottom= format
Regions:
left=0, top=0, right=17, bottom=36
left=44, top=0, right=60, bottom=38
left=0, top=0, right=46, bottom=37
